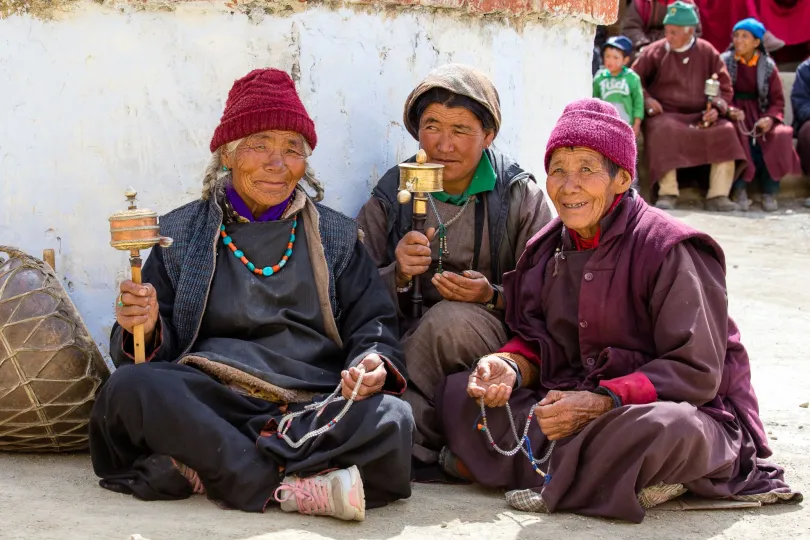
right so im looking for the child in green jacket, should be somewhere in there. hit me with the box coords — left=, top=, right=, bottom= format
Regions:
left=593, top=36, right=644, bottom=136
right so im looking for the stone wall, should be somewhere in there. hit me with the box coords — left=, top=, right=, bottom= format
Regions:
left=0, top=0, right=617, bottom=359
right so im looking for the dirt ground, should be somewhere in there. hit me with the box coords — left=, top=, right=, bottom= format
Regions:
left=1, top=209, right=808, bottom=540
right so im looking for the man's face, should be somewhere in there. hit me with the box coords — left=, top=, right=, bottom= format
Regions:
left=664, top=25, right=694, bottom=50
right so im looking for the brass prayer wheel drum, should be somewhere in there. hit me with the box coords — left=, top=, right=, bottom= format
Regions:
left=0, top=246, right=109, bottom=451
left=109, top=188, right=173, bottom=251
left=397, top=150, right=444, bottom=212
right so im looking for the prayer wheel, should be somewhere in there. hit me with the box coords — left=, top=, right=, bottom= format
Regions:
left=702, top=73, right=720, bottom=128
left=0, top=246, right=109, bottom=451
left=108, top=188, right=172, bottom=363
left=397, top=150, right=444, bottom=319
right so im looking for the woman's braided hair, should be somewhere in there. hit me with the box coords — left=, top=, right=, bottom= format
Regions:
left=201, top=136, right=324, bottom=202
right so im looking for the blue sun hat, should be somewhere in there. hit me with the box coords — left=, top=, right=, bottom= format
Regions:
left=733, top=18, right=766, bottom=40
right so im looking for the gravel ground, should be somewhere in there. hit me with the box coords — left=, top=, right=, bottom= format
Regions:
left=0, top=209, right=807, bottom=540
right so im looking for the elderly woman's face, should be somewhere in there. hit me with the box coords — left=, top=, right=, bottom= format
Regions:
left=222, top=130, right=308, bottom=215
left=418, top=103, right=495, bottom=191
left=546, top=147, right=631, bottom=239
left=733, top=30, right=761, bottom=57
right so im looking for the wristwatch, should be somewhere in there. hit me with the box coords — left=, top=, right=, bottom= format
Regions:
left=484, top=286, right=499, bottom=310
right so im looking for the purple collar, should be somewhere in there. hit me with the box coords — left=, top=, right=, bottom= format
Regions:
left=226, top=185, right=291, bottom=222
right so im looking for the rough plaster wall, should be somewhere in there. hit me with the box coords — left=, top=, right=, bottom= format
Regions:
left=0, top=1, right=594, bottom=359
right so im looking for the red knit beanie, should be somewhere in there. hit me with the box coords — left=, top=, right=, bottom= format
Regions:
left=544, top=98, right=637, bottom=179
left=209, top=69, right=317, bottom=153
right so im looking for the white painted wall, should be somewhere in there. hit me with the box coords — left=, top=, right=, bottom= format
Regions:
left=0, top=2, right=595, bottom=359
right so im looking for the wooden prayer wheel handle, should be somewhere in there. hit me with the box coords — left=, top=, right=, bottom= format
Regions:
left=411, top=210, right=427, bottom=319
left=129, top=250, right=146, bottom=363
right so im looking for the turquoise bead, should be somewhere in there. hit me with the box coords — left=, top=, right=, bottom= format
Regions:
left=220, top=225, right=226, bottom=231
left=293, top=220, right=298, bottom=227
left=223, top=236, right=232, bottom=246
left=247, top=262, right=255, bottom=271
left=234, top=250, right=244, bottom=258
left=278, top=260, right=286, bottom=268
left=285, top=248, right=292, bottom=257
left=262, top=267, right=274, bottom=276
left=290, top=234, right=296, bottom=242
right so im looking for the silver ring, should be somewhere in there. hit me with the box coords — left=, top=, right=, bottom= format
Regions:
left=648, top=108, right=654, bottom=114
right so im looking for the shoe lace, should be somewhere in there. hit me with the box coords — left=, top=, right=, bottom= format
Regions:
left=274, top=477, right=330, bottom=514
left=172, top=458, right=205, bottom=495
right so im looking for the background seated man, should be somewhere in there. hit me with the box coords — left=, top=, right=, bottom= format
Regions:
left=722, top=18, right=801, bottom=212
left=633, top=1, right=746, bottom=212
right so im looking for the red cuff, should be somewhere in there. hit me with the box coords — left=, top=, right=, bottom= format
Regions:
left=122, top=320, right=162, bottom=362
left=381, top=358, right=407, bottom=396
left=498, top=336, right=541, bottom=367
left=600, top=372, right=657, bottom=405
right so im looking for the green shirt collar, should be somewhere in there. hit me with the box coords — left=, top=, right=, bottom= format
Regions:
left=432, top=152, right=497, bottom=206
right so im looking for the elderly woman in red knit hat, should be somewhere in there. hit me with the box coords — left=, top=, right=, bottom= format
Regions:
left=435, top=98, right=800, bottom=522
left=91, top=68, right=413, bottom=522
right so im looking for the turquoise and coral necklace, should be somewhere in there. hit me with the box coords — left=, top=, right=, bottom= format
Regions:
left=219, top=218, right=297, bottom=277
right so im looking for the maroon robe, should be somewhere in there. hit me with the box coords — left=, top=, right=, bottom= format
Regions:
left=633, top=39, right=747, bottom=184
left=730, top=59, right=802, bottom=183
left=437, top=191, right=799, bottom=522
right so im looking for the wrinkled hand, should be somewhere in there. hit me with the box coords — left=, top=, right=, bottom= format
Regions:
left=467, top=355, right=517, bottom=407
left=728, top=108, right=745, bottom=122
left=115, top=280, right=159, bottom=341
left=395, top=228, right=436, bottom=288
left=645, top=97, right=664, bottom=116
left=756, top=117, right=774, bottom=134
left=341, top=354, right=387, bottom=401
left=702, top=107, right=719, bottom=125
left=534, top=390, right=614, bottom=441
left=432, top=270, right=493, bottom=304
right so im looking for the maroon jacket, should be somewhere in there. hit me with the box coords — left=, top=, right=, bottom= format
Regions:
left=500, top=192, right=771, bottom=458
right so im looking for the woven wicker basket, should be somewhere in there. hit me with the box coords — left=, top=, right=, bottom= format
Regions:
left=0, top=246, right=108, bottom=451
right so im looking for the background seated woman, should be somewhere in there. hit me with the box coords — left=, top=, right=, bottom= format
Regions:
left=92, top=68, right=414, bottom=522
left=722, top=17, right=801, bottom=212
left=436, top=98, right=800, bottom=523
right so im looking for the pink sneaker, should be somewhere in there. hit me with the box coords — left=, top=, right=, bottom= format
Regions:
left=274, top=465, right=365, bottom=521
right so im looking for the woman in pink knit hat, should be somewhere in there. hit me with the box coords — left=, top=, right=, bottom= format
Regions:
left=435, top=98, right=799, bottom=522
left=91, top=68, right=413, bottom=522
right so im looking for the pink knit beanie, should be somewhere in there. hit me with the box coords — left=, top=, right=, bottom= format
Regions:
left=210, top=69, right=317, bottom=153
left=544, top=98, right=637, bottom=179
